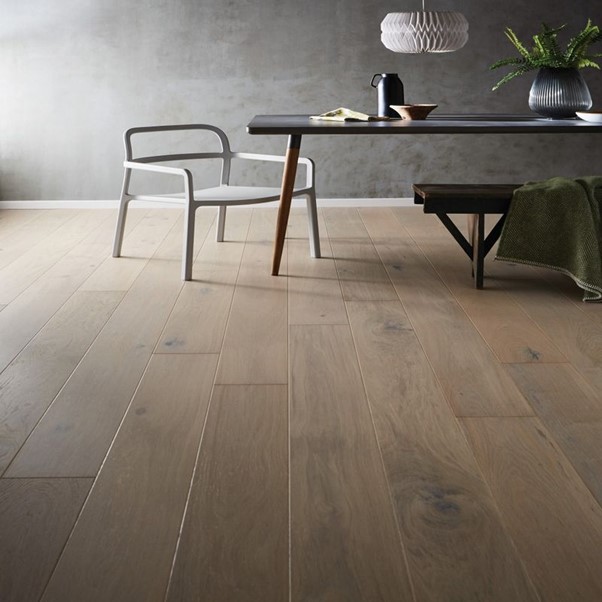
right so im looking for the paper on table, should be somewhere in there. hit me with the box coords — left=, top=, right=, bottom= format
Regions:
left=309, top=107, right=390, bottom=122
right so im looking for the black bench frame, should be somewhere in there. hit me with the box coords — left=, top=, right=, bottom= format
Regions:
left=413, top=184, right=522, bottom=288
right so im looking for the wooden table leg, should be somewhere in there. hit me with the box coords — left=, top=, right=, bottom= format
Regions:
left=272, top=134, right=302, bottom=276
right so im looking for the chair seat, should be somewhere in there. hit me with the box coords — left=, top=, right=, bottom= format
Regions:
left=154, top=185, right=311, bottom=206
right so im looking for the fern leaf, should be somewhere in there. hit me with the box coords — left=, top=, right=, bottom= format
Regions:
left=576, top=58, right=600, bottom=69
left=566, top=20, right=600, bottom=65
left=537, top=23, right=565, bottom=63
left=504, top=28, right=531, bottom=59
left=541, top=22, right=566, bottom=36
left=491, top=65, right=535, bottom=91
left=490, top=20, right=601, bottom=89
left=490, top=57, right=527, bottom=70
left=532, top=34, right=546, bottom=57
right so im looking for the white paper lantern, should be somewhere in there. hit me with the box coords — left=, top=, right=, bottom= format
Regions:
left=381, top=10, right=469, bottom=53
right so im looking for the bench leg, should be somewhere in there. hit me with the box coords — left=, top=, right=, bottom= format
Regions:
left=467, top=214, right=476, bottom=277
left=440, top=211, right=502, bottom=289
left=437, top=213, right=473, bottom=259
left=471, top=213, right=485, bottom=289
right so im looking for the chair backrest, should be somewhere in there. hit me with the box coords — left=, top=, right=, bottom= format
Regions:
left=124, top=124, right=234, bottom=185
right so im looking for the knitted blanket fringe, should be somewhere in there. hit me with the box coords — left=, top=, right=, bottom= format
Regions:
left=495, top=176, right=602, bottom=302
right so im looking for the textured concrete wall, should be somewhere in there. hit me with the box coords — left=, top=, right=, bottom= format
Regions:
left=1, top=0, right=601, bottom=200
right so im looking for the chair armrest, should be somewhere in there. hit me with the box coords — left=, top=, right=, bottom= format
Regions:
left=231, top=153, right=315, bottom=190
left=231, top=152, right=288, bottom=163
left=124, top=160, right=190, bottom=177
left=123, top=161, right=194, bottom=197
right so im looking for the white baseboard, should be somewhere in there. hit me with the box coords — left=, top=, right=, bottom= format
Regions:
left=0, top=198, right=415, bottom=209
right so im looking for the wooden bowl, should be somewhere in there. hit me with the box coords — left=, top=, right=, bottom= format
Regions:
left=390, top=104, right=438, bottom=120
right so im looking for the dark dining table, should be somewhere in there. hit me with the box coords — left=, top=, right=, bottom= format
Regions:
left=246, top=114, right=602, bottom=275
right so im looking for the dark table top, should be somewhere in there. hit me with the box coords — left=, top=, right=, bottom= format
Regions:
left=247, top=114, right=602, bottom=135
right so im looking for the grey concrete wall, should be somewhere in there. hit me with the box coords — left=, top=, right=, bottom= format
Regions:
left=1, top=0, right=601, bottom=200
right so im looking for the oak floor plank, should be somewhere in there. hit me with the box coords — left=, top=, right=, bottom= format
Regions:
left=0, top=210, right=76, bottom=271
left=167, top=384, right=288, bottom=602
left=0, top=291, right=123, bottom=475
left=0, top=208, right=45, bottom=235
left=193, top=206, right=252, bottom=272
left=0, top=209, right=111, bottom=304
left=0, top=478, right=92, bottom=602
left=2, top=206, right=601, bottom=601
left=79, top=208, right=182, bottom=291
left=360, top=208, right=532, bottom=417
left=461, top=417, right=602, bottom=602
left=156, top=208, right=252, bottom=354
left=346, top=300, right=538, bottom=601
left=290, top=324, right=414, bottom=601
left=287, top=209, right=348, bottom=325
left=215, top=208, right=287, bottom=384
left=323, top=208, right=398, bottom=302
left=488, top=259, right=602, bottom=397
left=0, top=208, right=58, bottom=232
left=5, top=218, right=186, bottom=477
left=507, top=362, right=602, bottom=505
left=0, top=210, right=129, bottom=373
left=40, top=353, right=218, bottom=602
left=530, top=266, right=602, bottom=328
left=156, top=270, right=238, bottom=354
left=399, top=213, right=567, bottom=364
left=322, top=205, right=387, bottom=240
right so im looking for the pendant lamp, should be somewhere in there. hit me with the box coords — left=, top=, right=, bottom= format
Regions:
left=381, top=1, right=469, bottom=53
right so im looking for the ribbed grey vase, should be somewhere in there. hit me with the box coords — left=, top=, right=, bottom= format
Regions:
left=528, top=67, right=593, bottom=119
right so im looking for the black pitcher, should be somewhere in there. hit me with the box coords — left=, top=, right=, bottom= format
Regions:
left=371, top=73, right=404, bottom=117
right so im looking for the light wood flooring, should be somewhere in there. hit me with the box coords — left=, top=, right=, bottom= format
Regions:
left=0, top=206, right=601, bottom=602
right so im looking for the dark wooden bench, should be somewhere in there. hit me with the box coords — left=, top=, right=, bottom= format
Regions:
left=413, top=184, right=522, bottom=288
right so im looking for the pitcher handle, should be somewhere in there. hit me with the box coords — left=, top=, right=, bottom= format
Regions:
left=370, top=74, right=381, bottom=88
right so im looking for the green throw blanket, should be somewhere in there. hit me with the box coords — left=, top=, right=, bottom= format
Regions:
left=495, top=176, right=602, bottom=302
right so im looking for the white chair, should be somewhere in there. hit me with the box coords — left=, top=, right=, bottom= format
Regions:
left=112, top=124, right=320, bottom=280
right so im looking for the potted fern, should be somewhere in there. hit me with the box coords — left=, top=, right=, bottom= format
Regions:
left=490, top=20, right=601, bottom=118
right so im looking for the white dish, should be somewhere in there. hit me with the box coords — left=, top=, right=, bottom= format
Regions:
left=576, top=111, right=602, bottom=123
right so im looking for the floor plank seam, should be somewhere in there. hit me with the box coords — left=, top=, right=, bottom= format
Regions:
left=324, top=208, right=418, bottom=601
left=363, top=210, right=464, bottom=420
left=360, top=209, right=547, bottom=599
left=344, top=304, right=419, bottom=602
left=37, top=477, right=97, bottom=601
left=129, top=211, right=189, bottom=290
left=208, top=209, right=254, bottom=383
left=0, top=210, right=84, bottom=286
left=0, top=290, right=126, bottom=479
left=161, top=358, right=221, bottom=602
left=456, top=418, right=545, bottom=602
left=0, top=211, right=114, bottom=308
left=286, top=234, right=292, bottom=602
left=151, top=212, right=218, bottom=355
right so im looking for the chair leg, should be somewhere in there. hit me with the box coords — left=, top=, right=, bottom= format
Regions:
left=305, top=192, right=321, bottom=258
left=216, top=205, right=227, bottom=242
left=112, top=170, right=132, bottom=257
left=182, top=203, right=196, bottom=281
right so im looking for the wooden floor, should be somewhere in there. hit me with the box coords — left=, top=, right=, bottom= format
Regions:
left=0, top=206, right=601, bottom=602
